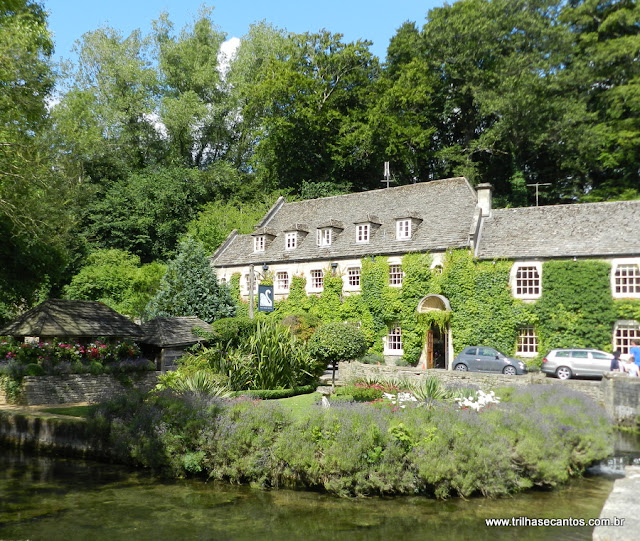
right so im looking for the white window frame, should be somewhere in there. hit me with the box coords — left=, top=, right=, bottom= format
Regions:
left=384, top=325, right=403, bottom=355
left=285, top=232, right=297, bottom=250
left=244, top=273, right=258, bottom=293
left=346, top=267, right=361, bottom=290
left=356, top=224, right=370, bottom=243
left=389, top=264, right=403, bottom=287
left=310, top=269, right=324, bottom=291
left=396, top=219, right=411, bottom=240
left=317, top=228, right=332, bottom=247
left=253, top=235, right=265, bottom=252
left=516, top=326, right=538, bottom=357
left=275, top=271, right=289, bottom=292
left=510, top=262, right=542, bottom=300
left=614, top=320, right=640, bottom=355
left=612, top=259, right=640, bottom=299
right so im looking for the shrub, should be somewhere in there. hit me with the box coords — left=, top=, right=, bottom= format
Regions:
left=209, top=317, right=257, bottom=347
left=280, top=312, right=322, bottom=341
left=25, top=363, right=45, bottom=376
left=359, top=353, right=385, bottom=365
left=308, top=322, right=368, bottom=365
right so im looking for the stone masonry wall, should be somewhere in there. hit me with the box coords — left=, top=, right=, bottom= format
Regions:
left=340, top=362, right=604, bottom=403
left=601, top=372, right=640, bottom=423
left=0, top=373, right=159, bottom=406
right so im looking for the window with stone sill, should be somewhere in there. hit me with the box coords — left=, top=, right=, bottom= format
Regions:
left=614, top=320, right=640, bottom=355
left=513, top=264, right=541, bottom=299
left=613, top=264, right=640, bottom=297
left=347, top=267, right=361, bottom=288
left=386, top=326, right=403, bottom=352
left=516, top=326, right=538, bottom=356
left=276, top=271, right=289, bottom=291
left=310, top=269, right=324, bottom=290
left=389, top=264, right=403, bottom=286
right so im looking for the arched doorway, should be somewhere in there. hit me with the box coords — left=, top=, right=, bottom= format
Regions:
left=417, top=295, right=452, bottom=370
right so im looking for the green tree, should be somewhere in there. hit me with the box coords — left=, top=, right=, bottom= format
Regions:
left=561, top=0, right=640, bottom=200
left=238, top=30, right=380, bottom=193
left=83, top=166, right=229, bottom=261
left=308, top=322, right=367, bottom=386
left=63, top=249, right=165, bottom=318
left=152, top=8, right=231, bottom=167
left=0, top=0, right=76, bottom=320
left=184, top=198, right=273, bottom=255
left=145, top=238, right=235, bottom=323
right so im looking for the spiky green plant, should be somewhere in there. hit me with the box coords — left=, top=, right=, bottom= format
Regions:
left=169, top=370, right=231, bottom=397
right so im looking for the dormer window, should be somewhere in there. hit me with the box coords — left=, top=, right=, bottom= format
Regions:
left=317, top=228, right=332, bottom=246
left=286, top=232, right=297, bottom=250
left=251, top=227, right=276, bottom=253
left=316, top=220, right=343, bottom=247
left=396, top=219, right=411, bottom=240
left=356, top=224, right=370, bottom=243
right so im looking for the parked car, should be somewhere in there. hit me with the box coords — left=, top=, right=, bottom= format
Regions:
left=452, top=347, right=527, bottom=375
left=541, top=348, right=613, bottom=380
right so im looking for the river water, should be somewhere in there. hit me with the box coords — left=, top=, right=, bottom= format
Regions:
left=1, top=432, right=639, bottom=541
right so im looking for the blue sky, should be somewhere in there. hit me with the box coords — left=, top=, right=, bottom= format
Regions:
left=42, top=1, right=447, bottom=62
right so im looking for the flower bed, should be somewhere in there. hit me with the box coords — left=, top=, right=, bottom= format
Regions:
left=0, top=338, right=152, bottom=377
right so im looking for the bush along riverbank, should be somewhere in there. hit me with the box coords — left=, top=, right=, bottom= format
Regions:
left=85, top=384, right=613, bottom=499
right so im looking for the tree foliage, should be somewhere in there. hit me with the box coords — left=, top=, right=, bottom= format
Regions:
left=145, top=238, right=235, bottom=323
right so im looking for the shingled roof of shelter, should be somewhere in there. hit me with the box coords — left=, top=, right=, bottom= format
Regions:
left=212, top=177, right=478, bottom=266
left=0, top=299, right=143, bottom=339
left=140, top=317, right=213, bottom=348
left=475, top=200, right=640, bottom=260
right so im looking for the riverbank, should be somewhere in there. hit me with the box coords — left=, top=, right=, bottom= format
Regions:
left=0, top=384, right=615, bottom=500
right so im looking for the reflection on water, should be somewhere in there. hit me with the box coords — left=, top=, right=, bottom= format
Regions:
left=0, top=449, right=624, bottom=541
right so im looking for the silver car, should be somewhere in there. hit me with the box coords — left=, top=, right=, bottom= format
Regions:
left=541, top=348, right=613, bottom=380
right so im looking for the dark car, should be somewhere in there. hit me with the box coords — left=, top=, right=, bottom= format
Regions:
left=453, top=346, right=527, bottom=375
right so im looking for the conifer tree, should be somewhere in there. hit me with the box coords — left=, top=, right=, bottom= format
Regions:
left=145, top=238, right=235, bottom=323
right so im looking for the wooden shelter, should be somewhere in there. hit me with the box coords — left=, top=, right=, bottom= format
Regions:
left=0, top=299, right=143, bottom=341
left=140, top=316, right=213, bottom=371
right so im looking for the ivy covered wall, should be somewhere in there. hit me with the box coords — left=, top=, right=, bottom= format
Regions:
left=231, top=250, right=640, bottom=366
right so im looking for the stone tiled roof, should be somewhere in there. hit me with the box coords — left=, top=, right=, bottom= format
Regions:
left=212, top=177, right=478, bottom=266
left=140, top=317, right=213, bottom=348
left=476, top=200, right=640, bottom=259
left=0, top=299, right=143, bottom=339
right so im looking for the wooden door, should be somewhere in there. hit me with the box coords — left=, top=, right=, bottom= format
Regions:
left=427, top=330, right=434, bottom=369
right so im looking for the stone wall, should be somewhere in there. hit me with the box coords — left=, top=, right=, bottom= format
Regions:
left=601, top=372, right=640, bottom=423
left=0, top=373, right=159, bottom=406
left=340, top=362, right=604, bottom=403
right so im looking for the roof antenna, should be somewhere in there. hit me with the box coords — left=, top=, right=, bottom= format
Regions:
left=381, top=161, right=394, bottom=188
left=526, top=182, right=552, bottom=206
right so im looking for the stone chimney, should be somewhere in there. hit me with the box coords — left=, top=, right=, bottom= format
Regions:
left=476, top=183, right=493, bottom=217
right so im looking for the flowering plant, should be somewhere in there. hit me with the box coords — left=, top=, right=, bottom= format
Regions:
left=454, top=390, right=500, bottom=411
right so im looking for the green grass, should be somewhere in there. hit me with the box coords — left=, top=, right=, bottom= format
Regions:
left=276, top=392, right=321, bottom=418
left=39, top=405, right=98, bottom=418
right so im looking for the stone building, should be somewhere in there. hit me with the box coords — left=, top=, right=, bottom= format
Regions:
left=211, top=177, right=640, bottom=369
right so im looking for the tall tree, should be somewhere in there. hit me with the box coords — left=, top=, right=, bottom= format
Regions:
left=0, top=0, right=75, bottom=320
left=153, top=8, right=231, bottom=167
left=561, top=0, right=640, bottom=200
left=145, top=238, right=235, bottom=323
left=235, top=29, right=380, bottom=193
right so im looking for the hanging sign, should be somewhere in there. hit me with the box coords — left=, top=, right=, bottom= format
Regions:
left=258, top=284, right=274, bottom=312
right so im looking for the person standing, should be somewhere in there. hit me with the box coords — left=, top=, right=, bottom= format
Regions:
left=610, top=350, right=621, bottom=372
left=630, top=340, right=640, bottom=370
